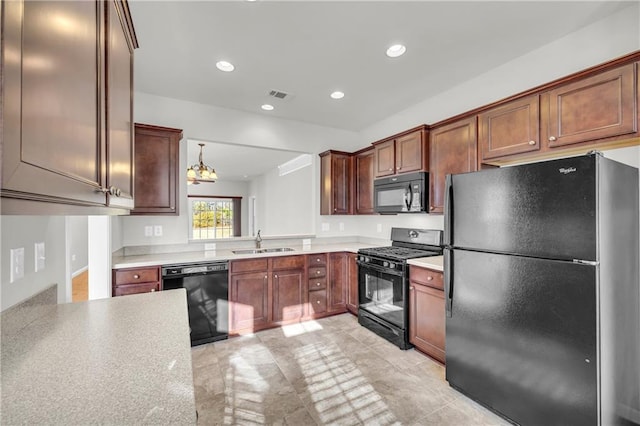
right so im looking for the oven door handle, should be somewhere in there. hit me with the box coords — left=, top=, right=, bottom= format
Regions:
left=356, top=261, right=404, bottom=277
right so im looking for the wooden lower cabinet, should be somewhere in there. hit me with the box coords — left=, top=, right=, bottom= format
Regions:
left=272, top=268, right=305, bottom=324
left=409, top=266, right=445, bottom=363
left=229, top=271, right=270, bottom=333
left=346, top=253, right=358, bottom=315
left=229, top=255, right=305, bottom=334
left=112, top=265, right=161, bottom=297
left=328, top=252, right=348, bottom=313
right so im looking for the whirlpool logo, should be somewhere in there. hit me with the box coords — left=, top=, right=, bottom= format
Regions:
left=559, top=167, right=577, bottom=175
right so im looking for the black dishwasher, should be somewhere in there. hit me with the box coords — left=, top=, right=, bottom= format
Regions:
left=162, top=261, right=229, bottom=346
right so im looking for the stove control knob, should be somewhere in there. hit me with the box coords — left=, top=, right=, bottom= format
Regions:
left=383, top=261, right=389, bottom=268
left=365, top=257, right=371, bottom=263
left=389, top=263, right=396, bottom=269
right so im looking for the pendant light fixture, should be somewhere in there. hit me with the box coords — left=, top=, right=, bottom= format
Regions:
left=187, top=143, right=217, bottom=184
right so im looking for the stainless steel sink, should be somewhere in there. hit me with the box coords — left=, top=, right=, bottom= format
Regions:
left=232, top=247, right=294, bottom=254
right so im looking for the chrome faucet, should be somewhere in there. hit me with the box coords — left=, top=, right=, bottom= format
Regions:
left=256, top=230, right=262, bottom=249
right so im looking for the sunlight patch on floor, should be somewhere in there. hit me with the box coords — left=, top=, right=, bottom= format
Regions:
left=281, top=320, right=324, bottom=337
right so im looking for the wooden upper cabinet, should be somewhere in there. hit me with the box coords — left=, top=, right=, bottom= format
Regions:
left=429, top=116, right=478, bottom=214
left=541, top=63, right=637, bottom=149
left=320, top=151, right=352, bottom=215
left=132, top=124, right=182, bottom=215
left=374, top=139, right=396, bottom=177
left=354, top=148, right=375, bottom=214
left=479, top=95, right=540, bottom=161
left=106, top=0, right=136, bottom=209
left=374, top=126, right=428, bottom=178
left=396, top=130, right=424, bottom=174
left=1, top=0, right=137, bottom=213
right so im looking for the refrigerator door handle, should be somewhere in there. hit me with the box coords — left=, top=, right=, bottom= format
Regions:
left=444, top=248, right=453, bottom=317
left=444, top=174, right=453, bottom=246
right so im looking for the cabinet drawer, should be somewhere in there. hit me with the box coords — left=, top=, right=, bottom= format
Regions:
left=114, top=267, right=160, bottom=285
left=308, top=277, right=327, bottom=291
left=230, top=258, right=268, bottom=274
left=410, top=266, right=443, bottom=290
left=307, top=254, right=328, bottom=266
left=309, top=290, right=327, bottom=314
left=113, top=282, right=160, bottom=297
left=308, top=266, right=327, bottom=279
left=272, top=255, right=305, bottom=270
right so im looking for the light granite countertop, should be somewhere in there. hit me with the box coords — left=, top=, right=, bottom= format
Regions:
left=1, top=289, right=197, bottom=425
left=113, top=242, right=381, bottom=269
left=407, top=255, right=444, bottom=271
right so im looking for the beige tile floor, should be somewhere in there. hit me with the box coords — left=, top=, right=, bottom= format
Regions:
left=192, top=313, right=511, bottom=425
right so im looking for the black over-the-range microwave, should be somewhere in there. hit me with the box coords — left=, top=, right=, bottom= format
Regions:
left=373, top=171, right=429, bottom=214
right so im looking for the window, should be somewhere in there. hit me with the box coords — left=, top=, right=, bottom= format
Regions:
left=189, top=197, right=241, bottom=239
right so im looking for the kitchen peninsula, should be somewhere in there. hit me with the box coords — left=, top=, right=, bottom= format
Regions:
left=1, top=289, right=196, bottom=424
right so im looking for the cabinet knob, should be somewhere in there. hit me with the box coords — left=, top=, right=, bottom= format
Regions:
left=397, top=166, right=401, bottom=170
left=316, top=271, right=321, bottom=274
left=409, top=286, right=414, bottom=290
left=316, top=300, right=321, bottom=304
left=430, top=206, right=434, bottom=210
left=264, top=275, right=268, bottom=279
left=133, top=274, right=140, bottom=279
left=427, top=276, right=433, bottom=281
left=316, top=282, right=321, bottom=286
left=316, top=258, right=321, bottom=262
left=528, top=140, right=536, bottom=146
left=150, top=288, right=155, bottom=292
left=274, top=274, right=278, bottom=278
left=549, top=136, right=557, bottom=142
left=388, top=168, right=393, bottom=171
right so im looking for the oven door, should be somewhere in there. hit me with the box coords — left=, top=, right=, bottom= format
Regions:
left=358, top=261, right=406, bottom=329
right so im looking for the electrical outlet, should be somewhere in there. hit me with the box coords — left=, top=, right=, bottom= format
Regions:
left=321, top=223, right=330, bottom=232
left=339, top=222, right=344, bottom=231
left=302, top=239, right=311, bottom=246
left=71, top=254, right=77, bottom=262
left=10, top=248, right=24, bottom=282
left=204, top=243, right=216, bottom=251
left=144, top=226, right=153, bottom=237
left=35, top=242, right=45, bottom=272
left=154, top=225, right=163, bottom=237
left=376, top=224, right=382, bottom=233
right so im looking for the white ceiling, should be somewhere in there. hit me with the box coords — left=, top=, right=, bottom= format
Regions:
left=130, top=1, right=632, bottom=181
left=130, top=1, right=631, bottom=132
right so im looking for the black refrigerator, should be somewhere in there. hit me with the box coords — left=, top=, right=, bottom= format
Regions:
left=443, top=153, right=640, bottom=426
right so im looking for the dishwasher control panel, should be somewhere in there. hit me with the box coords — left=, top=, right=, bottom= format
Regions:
left=162, top=261, right=228, bottom=276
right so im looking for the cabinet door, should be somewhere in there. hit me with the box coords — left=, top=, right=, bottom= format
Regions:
left=396, top=130, right=424, bottom=174
left=2, top=0, right=106, bottom=206
left=229, top=272, right=269, bottom=333
left=354, top=148, right=375, bottom=214
left=328, top=252, right=348, bottom=313
left=105, top=0, right=134, bottom=209
left=319, top=151, right=352, bottom=215
left=131, top=124, right=182, bottom=215
left=374, top=140, right=395, bottom=177
left=479, top=95, right=540, bottom=161
left=429, top=117, right=477, bottom=213
left=409, top=282, right=445, bottom=363
left=346, top=253, right=358, bottom=314
left=272, top=270, right=305, bottom=323
left=542, top=64, right=636, bottom=148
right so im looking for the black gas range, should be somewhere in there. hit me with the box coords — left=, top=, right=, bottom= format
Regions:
left=357, top=228, right=443, bottom=349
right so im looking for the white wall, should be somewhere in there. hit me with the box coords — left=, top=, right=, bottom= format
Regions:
left=122, top=92, right=362, bottom=247
left=1, top=216, right=67, bottom=310
left=66, top=216, right=88, bottom=275
left=188, top=179, right=250, bottom=236
left=253, top=162, right=315, bottom=236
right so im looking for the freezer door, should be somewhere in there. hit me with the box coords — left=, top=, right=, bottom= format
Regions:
left=445, top=249, right=597, bottom=426
left=446, top=155, right=596, bottom=261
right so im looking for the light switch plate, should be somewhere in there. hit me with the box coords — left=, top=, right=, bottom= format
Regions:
left=35, top=242, right=45, bottom=272
left=10, top=247, right=25, bottom=282
left=376, top=224, right=383, bottom=233
left=204, top=243, right=216, bottom=251
left=144, top=226, right=153, bottom=237
left=339, top=222, right=345, bottom=231
left=154, top=225, right=163, bottom=237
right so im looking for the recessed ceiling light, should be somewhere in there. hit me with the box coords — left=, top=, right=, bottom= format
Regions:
left=330, top=91, right=345, bottom=100
left=386, top=44, right=406, bottom=58
left=261, top=104, right=274, bottom=111
left=216, top=60, right=235, bottom=72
